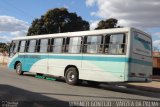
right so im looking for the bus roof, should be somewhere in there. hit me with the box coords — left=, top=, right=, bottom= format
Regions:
left=12, top=27, right=150, bottom=40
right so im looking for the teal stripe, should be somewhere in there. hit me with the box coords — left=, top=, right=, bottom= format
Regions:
left=48, top=55, right=152, bottom=65
left=49, top=55, right=82, bottom=60
left=49, top=55, right=126, bottom=62
left=128, top=58, right=152, bottom=66
left=8, top=55, right=152, bottom=72
left=17, top=55, right=153, bottom=65
left=83, top=56, right=126, bottom=62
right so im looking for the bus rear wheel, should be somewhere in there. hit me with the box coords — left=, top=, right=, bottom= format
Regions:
left=16, top=63, right=24, bottom=75
left=65, top=67, right=79, bottom=85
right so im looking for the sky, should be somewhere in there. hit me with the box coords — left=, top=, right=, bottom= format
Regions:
left=0, top=0, right=160, bottom=48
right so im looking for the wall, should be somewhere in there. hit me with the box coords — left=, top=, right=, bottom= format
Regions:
left=0, top=54, right=9, bottom=65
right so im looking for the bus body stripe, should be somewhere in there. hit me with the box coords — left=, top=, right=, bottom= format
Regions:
left=48, top=55, right=126, bottom=62
left=128, top=58, right=152, bottom=66
left=8, top=55, right=152, bottom=71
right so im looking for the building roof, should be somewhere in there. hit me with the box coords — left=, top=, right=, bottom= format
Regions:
left=153, top=52, right=160, bottom=58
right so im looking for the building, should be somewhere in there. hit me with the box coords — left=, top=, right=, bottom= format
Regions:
left=0, top=51, right=9, bottom=64
left=153, top=52, right=160, bottom=75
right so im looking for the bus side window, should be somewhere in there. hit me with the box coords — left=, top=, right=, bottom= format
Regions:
left=108, top=34, right=126, bottom=54
left=9, top=41, right=18, bottom=56
left=39, top=39, right=48, bottom=53
left=9, top=41, right=15, bottom=53
left=84, top=35, right=103, bottom=54
left=19, top=40, right=26, bottom=53
left=13, top=41, right=19, bottom=53
left=27, top=40, right=37, bottom=53
left=51, top=38, right=64, bottom=53
left=66, top=37, right=81, bottom=54
left=9, top=42, right=13, bottom=54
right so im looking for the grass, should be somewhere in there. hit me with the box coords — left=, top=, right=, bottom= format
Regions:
left=35, top=75, right=56, bottom=81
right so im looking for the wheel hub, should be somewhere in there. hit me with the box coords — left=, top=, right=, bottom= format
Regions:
left=17, top=65, right=20, bottom=72
left=68, top=71, right=75, bottom=82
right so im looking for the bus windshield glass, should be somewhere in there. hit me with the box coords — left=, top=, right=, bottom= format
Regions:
left=133, top=32, right=152, bottom=57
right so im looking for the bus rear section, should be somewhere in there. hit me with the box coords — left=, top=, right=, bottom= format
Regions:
left=128, top=30, right=152, bottom=82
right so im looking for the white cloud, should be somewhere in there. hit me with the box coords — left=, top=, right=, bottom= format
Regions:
left=0, top=35, right=11, bottom=42
left=0, top=16, right=29, bottom=42
left=86, top=0, right=96, bottom=6
left=153, top=40, right=160, bottom=48
left=0, top=16, right=29, bottom=32
left=86, top=0, right=160, bottom=28
left=0, top=35, right=9, bottom=41
left=154, top=32, right=160, bottom=37
left=63, top=4, right=69, bottom=9
left=71, top=1, right=75, bottom=5
left=11, top=30, right=27, bottom=37
left=90, top=20, right=100, bottom=30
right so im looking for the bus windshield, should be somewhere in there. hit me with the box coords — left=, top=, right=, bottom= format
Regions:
left=133, top=32, right=152, bottom=57
left=9, top=40, right=19, bottom=57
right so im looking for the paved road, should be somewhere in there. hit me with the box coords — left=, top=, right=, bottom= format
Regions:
left=0, top=65, right=160, bottom=107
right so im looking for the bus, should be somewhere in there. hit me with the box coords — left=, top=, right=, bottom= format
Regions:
left=8, top=27, right=152, bottom=85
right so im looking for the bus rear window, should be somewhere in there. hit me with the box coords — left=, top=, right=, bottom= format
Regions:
left=133, top=32, right=152, bottom=56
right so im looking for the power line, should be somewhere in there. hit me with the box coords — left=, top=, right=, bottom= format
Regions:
left=0, top=0, right=34, bottom=20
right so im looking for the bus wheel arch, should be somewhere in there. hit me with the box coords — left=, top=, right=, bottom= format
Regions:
left=64, top=65, right=80, bottom=85
left=14, top=61, right=24, bottom=75
left=14, top=61, right=21, bottom=69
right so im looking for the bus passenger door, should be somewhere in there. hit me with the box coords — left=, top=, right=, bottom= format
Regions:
left=25, top=39, right=48, bottom=74
left=48, top=38, right=65, bottom=76
left=37, top=39, right=49, bottom=74
left=81, top=35, right=104, bottom=81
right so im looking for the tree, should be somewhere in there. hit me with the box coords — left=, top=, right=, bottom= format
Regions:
left=0, top=42, right=9, bottom=52
left=27, top=8, right=89, bottom=36
left=95, top=18, right=121, bottom=30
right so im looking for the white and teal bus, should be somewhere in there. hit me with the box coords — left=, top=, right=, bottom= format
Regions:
left=8, top=27, right=152, bottom=85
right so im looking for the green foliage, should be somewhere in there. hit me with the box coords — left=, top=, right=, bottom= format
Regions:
left=27, top=8, right=89, bottom=36
left=0, top=43, right=9, bottom=52
left=95, top=18, right=121, bottom=30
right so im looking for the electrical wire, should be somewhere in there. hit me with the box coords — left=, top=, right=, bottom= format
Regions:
left=0, top=0, right=34, bottom=20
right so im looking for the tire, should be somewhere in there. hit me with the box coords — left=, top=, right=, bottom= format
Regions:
left=16, top=63, right=24, bottom=75
left=87, top=81, right=100, bottom=87
left=65, top=67, right=79, bottom=85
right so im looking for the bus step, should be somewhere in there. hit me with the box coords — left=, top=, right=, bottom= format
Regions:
left=45, top=77, right=56, bottom=81
left=35, top=75, right=46, bottom=79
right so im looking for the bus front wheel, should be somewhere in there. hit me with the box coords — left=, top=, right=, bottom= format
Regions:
left=16, top=63, right=24, bottom=75
left=65, top=67, right=79, bottom=85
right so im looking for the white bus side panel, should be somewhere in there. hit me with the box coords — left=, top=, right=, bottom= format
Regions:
left=29, top=54, right=126, bottom=82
